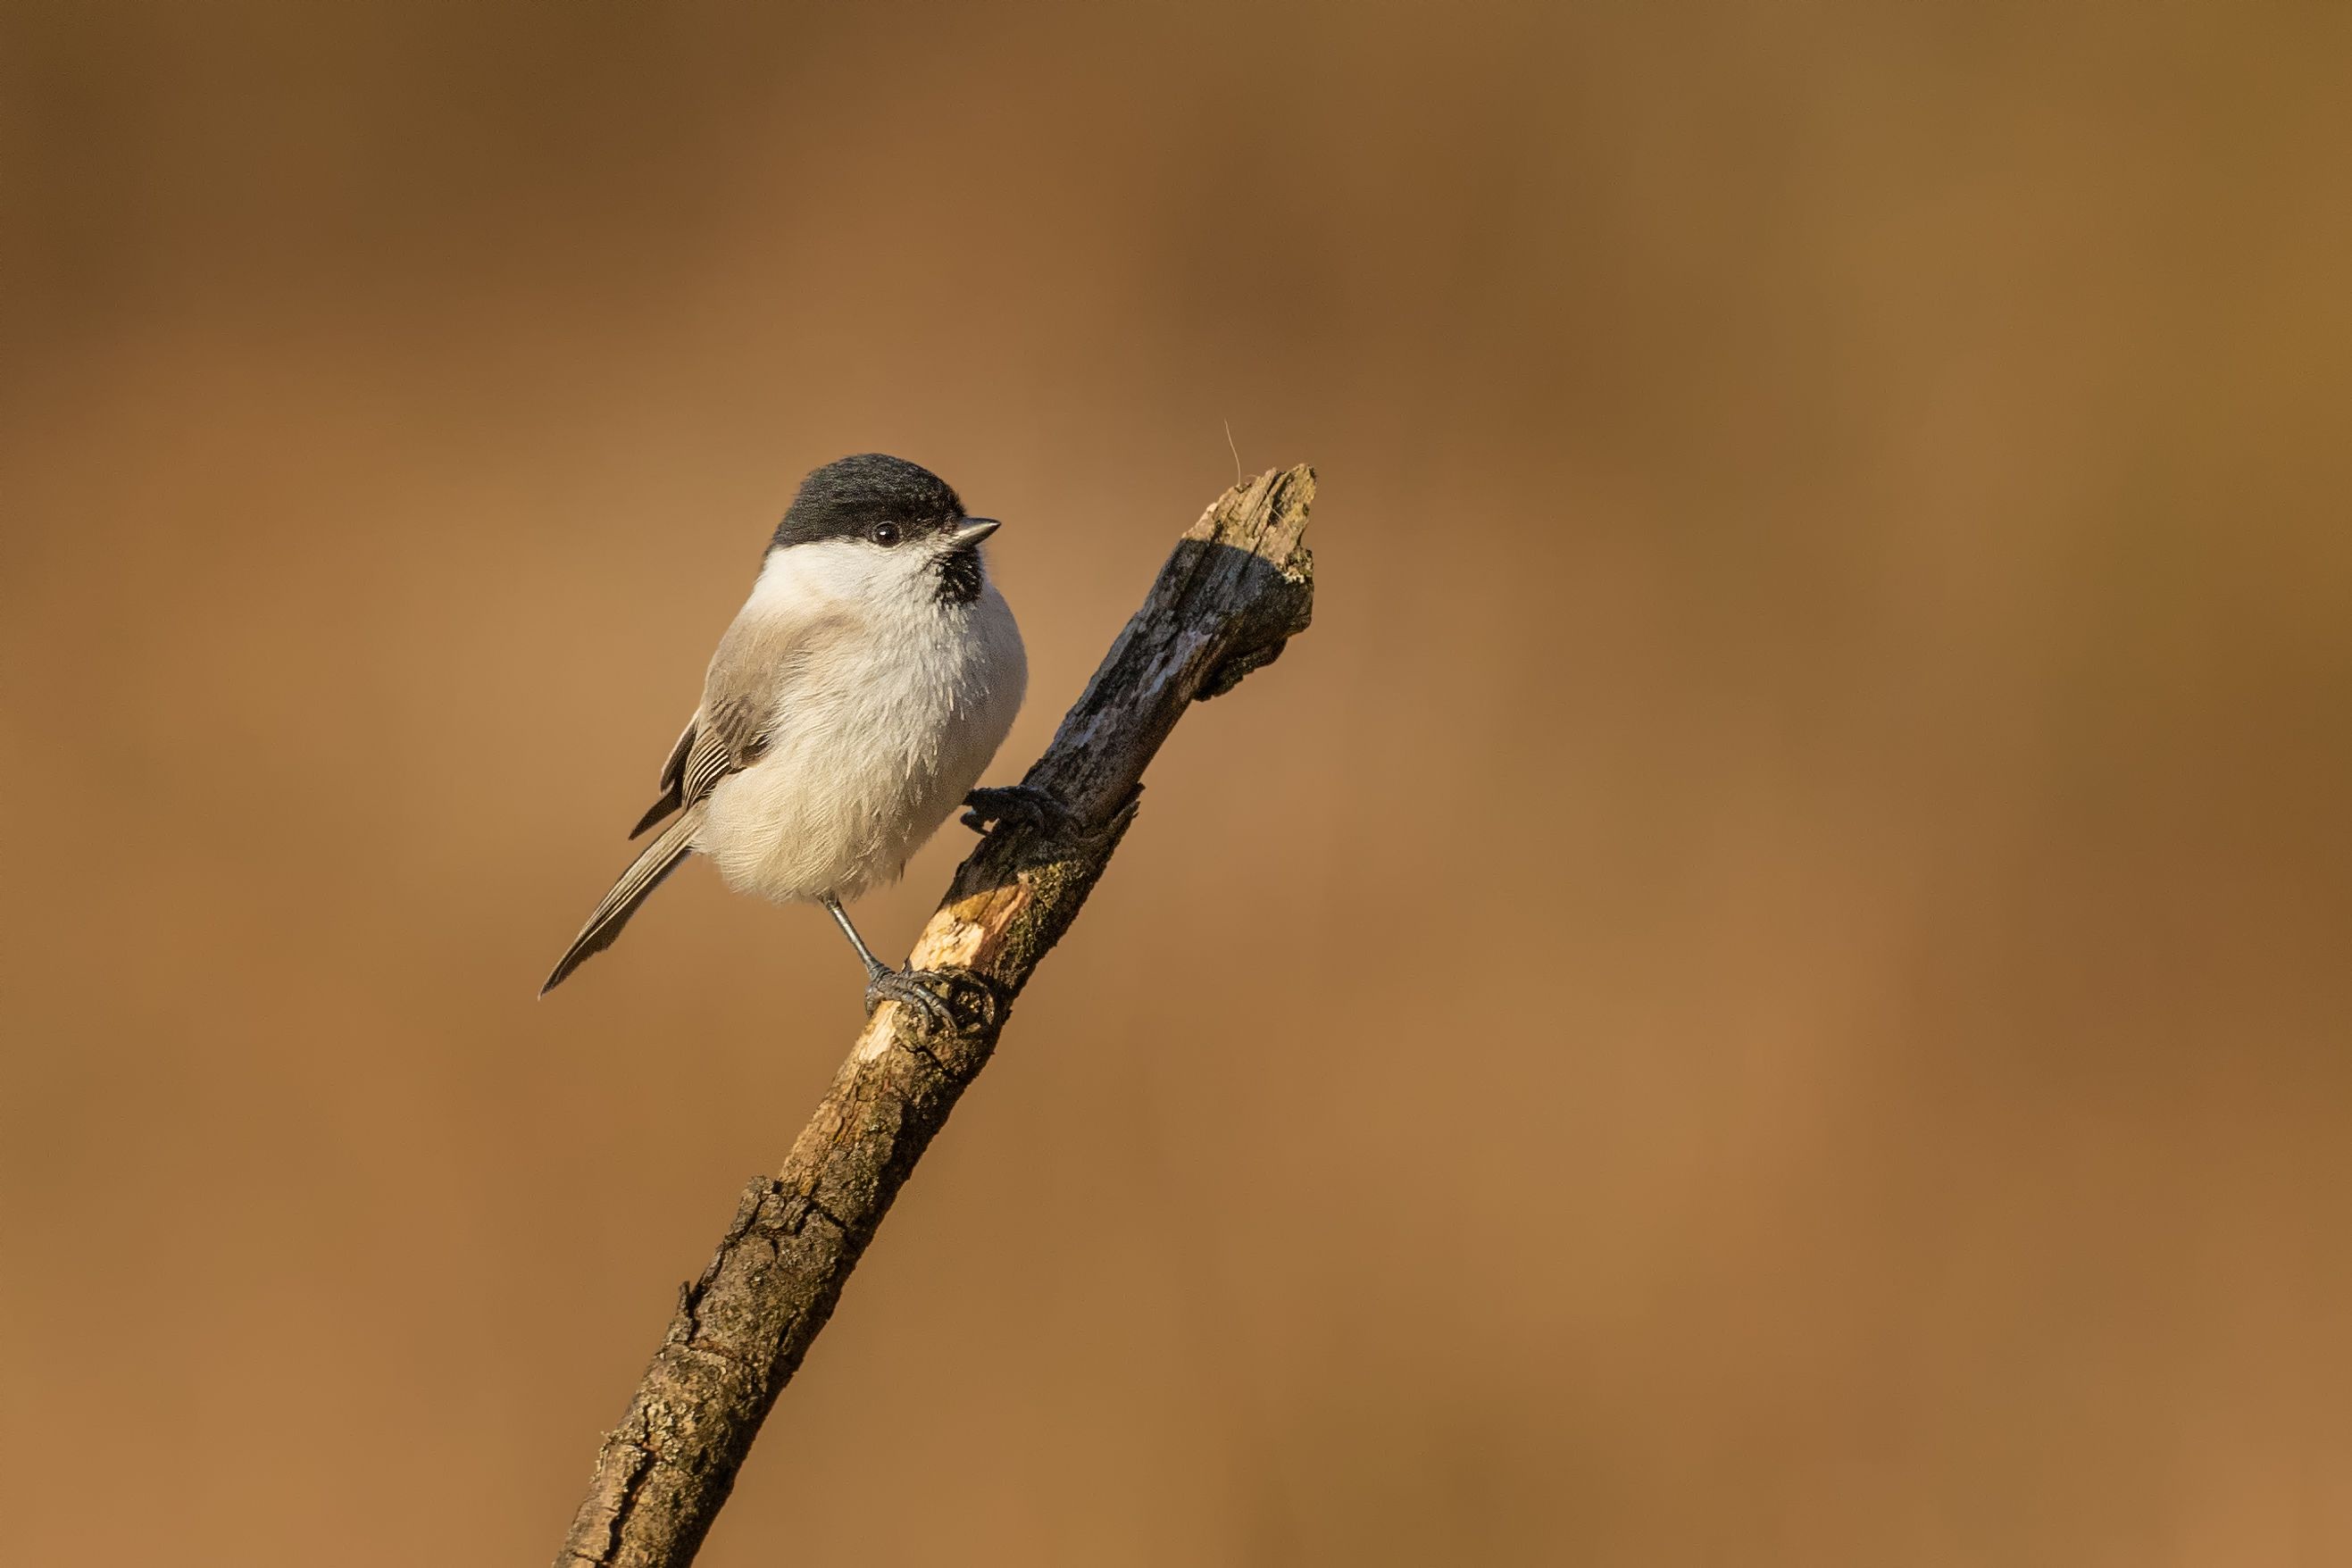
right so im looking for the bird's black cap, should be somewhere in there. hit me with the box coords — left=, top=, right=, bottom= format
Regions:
left=770, top=454, right=965, bottom=552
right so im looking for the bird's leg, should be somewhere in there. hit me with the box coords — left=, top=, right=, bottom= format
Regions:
left=961, top=783, right=1080, bottom=839
left=822, top=895, right=957, bottom=1035
left=822, top=894, right=891, bottom=982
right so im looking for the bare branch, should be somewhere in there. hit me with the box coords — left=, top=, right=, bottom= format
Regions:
left=555, top=466, right=1317, bottom=1567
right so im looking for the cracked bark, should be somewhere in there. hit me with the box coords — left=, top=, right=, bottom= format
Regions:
left=555, top=465, right=1317, bottom=1568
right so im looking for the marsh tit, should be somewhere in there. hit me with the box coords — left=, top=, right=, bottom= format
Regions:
left=541, top=454, right=1049, bottom=1027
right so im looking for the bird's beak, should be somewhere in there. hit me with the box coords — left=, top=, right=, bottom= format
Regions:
left=949, top=518, right=1001, bottom=548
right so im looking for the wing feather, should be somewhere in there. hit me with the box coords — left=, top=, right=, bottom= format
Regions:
left=546, top=599, right=850, bottom=990
left=623, top=613, right=806, bottom=837
left=628, top=718, right=696, bottom=838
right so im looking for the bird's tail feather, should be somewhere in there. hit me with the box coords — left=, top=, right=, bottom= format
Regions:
left=539, top=804, right=703, bottom=996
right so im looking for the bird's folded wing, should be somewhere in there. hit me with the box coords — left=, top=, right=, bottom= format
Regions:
left=624, top=603, right=853, bottom=838
left=627, top=696, right=767, bottom=838
left=627, top=718, right=696, bottom=838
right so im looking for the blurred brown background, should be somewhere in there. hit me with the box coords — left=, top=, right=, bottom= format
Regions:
left=4, top=3, right=2349, bottom=1564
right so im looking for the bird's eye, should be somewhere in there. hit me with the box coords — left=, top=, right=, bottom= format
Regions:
left=870, top=521, right=900, bottom=546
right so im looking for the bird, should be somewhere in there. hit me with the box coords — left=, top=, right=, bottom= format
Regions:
left=540, top=453, right=1052, bottom=1029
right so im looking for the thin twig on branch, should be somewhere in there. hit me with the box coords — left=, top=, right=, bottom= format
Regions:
left=555, top=465, right=1317, bottom=1568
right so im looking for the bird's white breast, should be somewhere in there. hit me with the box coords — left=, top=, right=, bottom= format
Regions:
left=693, top=541, right=1026, bottom=905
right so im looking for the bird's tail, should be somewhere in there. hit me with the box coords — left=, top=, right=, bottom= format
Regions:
left=539, top=804, right=704, bottom=996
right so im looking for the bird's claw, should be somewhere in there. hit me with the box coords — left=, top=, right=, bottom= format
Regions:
left=961, top=784, right=1079, bottom=839
left=863, top=966, right=959, bottom=1036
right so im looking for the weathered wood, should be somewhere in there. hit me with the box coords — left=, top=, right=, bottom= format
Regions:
left=555, top=466, right=1317, bottom=1568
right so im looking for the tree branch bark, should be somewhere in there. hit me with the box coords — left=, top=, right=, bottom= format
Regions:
left=555, top=465, right=1317, bottom=1568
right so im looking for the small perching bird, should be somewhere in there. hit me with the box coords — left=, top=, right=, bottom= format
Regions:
left=541, top=454, right=1051, bottom=1028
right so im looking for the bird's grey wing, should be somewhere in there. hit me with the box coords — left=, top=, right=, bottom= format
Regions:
left=626, top=716, right=698, bottom=838
left=655, top=715, right=695, bottom=796
left=625, top=692, right=771, bottom=838
left=552, top=678, right=767, bottom=988
left=551, top=604, right=848, bottom=992
left=623, top=605, right=844, bottom=838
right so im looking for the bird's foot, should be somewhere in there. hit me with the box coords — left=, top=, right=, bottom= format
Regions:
left=961, top=784, right=1079, bottom=839
left=863, top=965, right=961, bottom=1036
